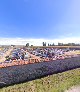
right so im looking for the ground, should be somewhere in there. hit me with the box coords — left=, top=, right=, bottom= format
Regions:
left=0, top=68, right=80, bottom=92
left=65, top=86, right=80, bottom=92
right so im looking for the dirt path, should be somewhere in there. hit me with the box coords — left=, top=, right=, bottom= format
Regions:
left=65, top=86, right=80, bottom=92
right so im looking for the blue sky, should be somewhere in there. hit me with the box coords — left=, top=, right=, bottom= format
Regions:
left=0, top=0, right=80, bottom=45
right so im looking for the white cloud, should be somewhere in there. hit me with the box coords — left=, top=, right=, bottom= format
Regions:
left=0, top=37, right=80, bottom=46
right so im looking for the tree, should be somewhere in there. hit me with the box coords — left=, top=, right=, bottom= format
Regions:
left=45, top=42, right=46, bottom=46
left=52, top=43, right=55, bottom=46
left=42, top=42, right=44, bottom=46
left=42, top=42, right=46, bottom=46
left=26, top=43, right=29, bottom=47
left=58, top=43, right=63, bottom=46
left=31, top=45, right=33, bottom=47
left=48, top=43, right=50, bottom=46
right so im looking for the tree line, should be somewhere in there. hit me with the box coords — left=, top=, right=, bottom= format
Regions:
left=25, top=42, right=80, bottom=47
left=43, top=42, right=80, bottom=46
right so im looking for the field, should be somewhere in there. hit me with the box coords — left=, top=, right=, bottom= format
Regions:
left=0, top=46, right=80, bottom=92
left=0, top=68, right=80, bottom=92
left=1, top=56, right=80, bottom=87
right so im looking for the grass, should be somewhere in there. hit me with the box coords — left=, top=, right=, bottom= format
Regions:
left=0, top=68, right=80, bottom=92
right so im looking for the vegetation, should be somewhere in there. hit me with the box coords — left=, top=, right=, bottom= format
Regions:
left=42, top=42, right=46, bottom=46
left=1, top=57, right=80, bottom=87
left=26, top=43, right=29, bottom=47
left=29, top=46, right=80, bottom=49
left=42, top=42, right=80, bottom=46
left=0, top=68, right=80, bottom=92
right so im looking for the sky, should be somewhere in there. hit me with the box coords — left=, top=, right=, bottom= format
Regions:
left=0, top=0, right=80, bottom=45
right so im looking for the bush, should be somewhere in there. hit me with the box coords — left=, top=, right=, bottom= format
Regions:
left=0, top=56, right=80, bottom=87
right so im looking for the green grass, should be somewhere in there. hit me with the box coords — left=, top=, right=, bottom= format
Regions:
left=0, top=68, right=80, bottom=92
